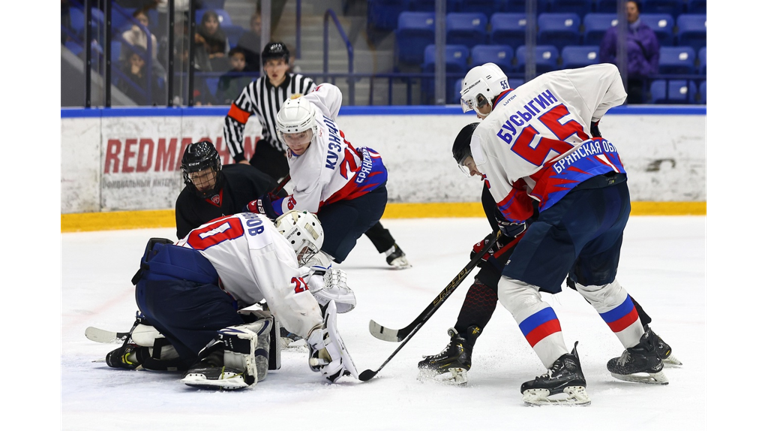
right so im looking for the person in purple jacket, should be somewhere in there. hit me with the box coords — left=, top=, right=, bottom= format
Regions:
left=599, top=0, right=660, bottom=103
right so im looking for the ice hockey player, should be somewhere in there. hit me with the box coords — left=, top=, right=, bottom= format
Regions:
left=417, top=122, right=681, bottom=388
left=245, top=83, right=394, bottom=270
left=104, top=210, right=358, bottom=390
left=452, top=62, right=673, bottom=405
left=174, top=140, right=284, bottom=240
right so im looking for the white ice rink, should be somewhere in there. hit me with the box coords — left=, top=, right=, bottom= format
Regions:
left=60, top=216, right=707, bottom=430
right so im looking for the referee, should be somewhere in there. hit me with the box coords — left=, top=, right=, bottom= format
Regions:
left=222, top=42, right=412, bottom=270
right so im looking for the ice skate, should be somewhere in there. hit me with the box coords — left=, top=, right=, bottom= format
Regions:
left=182, top=344, right=251, bottom=390
left=385, top=244, right=412, bottom=269
left=647, top=326, right=682, bottom=367
left=105, top=343, right=145, bottom=370
left=608, top=327, right=669, bottom=385
left=279, top=326, right=307, bottom=350
left=520, top=342, right=591, bottom=406
left=417, top=326, right=480, bottom=385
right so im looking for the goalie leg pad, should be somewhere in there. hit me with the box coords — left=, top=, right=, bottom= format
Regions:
left=306, top=300, right=358, bottom=383
left=239, top=309, right=281, bottom=370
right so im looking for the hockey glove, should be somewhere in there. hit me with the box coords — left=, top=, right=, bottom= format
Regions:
left=244, top=195, right=278, bottom=220
left=470, top=232, right=505, bottom=265
left=496, top=216, right=527, bottom=239
left=590, top=120, right=601, bottom=138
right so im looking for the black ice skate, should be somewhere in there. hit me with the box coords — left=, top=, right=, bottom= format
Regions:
left=647, top=326, right=682, bottom=367
left=520, top=342, right=590, bottom=406
left=385, top=244, right=412, bottom=269
left=181, top=343, right=252, bottom=390
left=417, top=326, right=481, bottom=385
left=105, top=344, right=145, bottom=370
left=607, top=327, right=669, bottom=385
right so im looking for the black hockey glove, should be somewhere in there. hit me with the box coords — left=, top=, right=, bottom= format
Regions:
left=470, top=232, right=505, bottom=264
left=244, top=195, right=278, bottom=220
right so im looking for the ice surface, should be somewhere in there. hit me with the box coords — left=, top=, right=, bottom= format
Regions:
left=61, top=217, right=706, bottom=430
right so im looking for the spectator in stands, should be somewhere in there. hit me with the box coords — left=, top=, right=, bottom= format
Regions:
left=117, top=46, right=165, bottom=106
left=121, top=8, right=166, bottom=77
left=217, top=47, right=254, bottom=105
left=195, top=10, right=230, bottom=72
left=236, top=11, right=262, bottom=72
left=599, top=0, right=659, bottom=104
left=172, top=38, right=215, bottom=106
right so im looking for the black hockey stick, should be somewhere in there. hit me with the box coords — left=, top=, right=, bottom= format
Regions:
left=359, top=231, right=506, bottom=382
left=270, top=174, right=291, bottom=197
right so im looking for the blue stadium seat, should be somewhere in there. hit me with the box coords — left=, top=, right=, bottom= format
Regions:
left=642, top=13, right=675, bottom=46
left=698, top=46, right=706, bottom=75
left=515, top=45, right=560, bottom=73
left=446, top=12, right=489, bottom=48
left=686, top=0, right=707, bottom=14
left=396, top=12, right=436, bottom=65
left=649, top=79, right=696, bottom=104
left=561, top=45, right=600, bottom=69
left=221, top=25, right=244, bottom=49
left=658, top=46, right=696, bottom=74
left=547, top=0, right=594, bottom=17
left=537, top=13, right=582, bottom=50
left=196, top=9, right=233, bottom=26
left=368, top=0, right=409, bottom=31
left=206, top=78, right=221, bottom=103
left=422, top=44, right=470, bottom=104
left=470, top=44, right=515, bottom=74
left=489, top=13, right=528, bottom=49
left=111, top=41, right=122, bottom=63
left=583, top=13, right=617, bottom=46
left=676, top=14, right=707, bottom=51
left=201, top=0, right=227, bottom=8
left=698, top=80, right=706, bottom=104
left=640, top=0, right=685, bottom=18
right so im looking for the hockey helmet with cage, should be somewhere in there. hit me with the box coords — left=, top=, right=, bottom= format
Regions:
left=275, top=210, right=325, bottom=266
left=452, top=122, right=479, bottom=176
left=460, top=63, right=510, bottom=117
left=276, top=96, right=318, bottom=146
left=261, top=42, right=290, bottom=65
left=181, top=140, right=223, bottom=198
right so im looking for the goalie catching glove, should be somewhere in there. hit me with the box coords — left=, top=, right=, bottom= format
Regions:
left=306, top=300, right=358, bottom=383
left=305, top=268, right=356, bottom=313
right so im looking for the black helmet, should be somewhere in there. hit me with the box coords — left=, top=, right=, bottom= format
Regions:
left=452, top=122, right=479, bottom=166
left=181, top=140, right=223, bottom=198
left=261, top=42, right=290, bottom=65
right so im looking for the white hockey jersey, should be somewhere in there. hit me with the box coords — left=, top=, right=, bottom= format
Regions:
left=471, top=63, right=628, bottom=222
left=176, top=212, right=323, bottom=339
left=269, top=83, right=388, bottom=216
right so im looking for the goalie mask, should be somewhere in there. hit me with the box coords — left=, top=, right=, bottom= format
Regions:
left=275, top=210, right=324, bottom=266
left=181, top=140, right=223, bottom=199
left=460, top=63, right=509, bottom=118
left=452, top=122, right=479, bottom=176
left=276, top=96, right=318, bottom=154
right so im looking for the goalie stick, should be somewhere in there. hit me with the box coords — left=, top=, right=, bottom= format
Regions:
left=85, top=326, right=131, bottom=344
left=360, top=231, right=518, bottom=382
left=369, top=231, right=520, bottom=343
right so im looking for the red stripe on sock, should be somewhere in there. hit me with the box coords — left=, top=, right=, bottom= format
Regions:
left=525, top=319, right=562, bottom=347
left=607, top=307, right=639, bottom=333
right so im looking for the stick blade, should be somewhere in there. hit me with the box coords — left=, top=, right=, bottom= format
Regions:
left=358, top=369, right=377, bottom=382
left=368, top=320, right=403, bottom=342
left=84, top=326, right=122, bottom=343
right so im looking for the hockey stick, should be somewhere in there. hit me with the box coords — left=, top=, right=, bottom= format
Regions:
left=359, top=231, right=509, bottom=382
left=85, top=327, right=131, bottom=344
left=270, top=174, right=291, bottom=197
left=369, top=231, right=518, bottom=343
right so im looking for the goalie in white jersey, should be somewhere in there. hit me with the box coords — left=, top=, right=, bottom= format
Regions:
left=246, top=83, right=391, bottom=267
left=104, top=210, right=358, bottom=390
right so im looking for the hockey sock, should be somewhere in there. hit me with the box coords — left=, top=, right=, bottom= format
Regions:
left=454, top=280, right=497, bottom=338
left=574, top=280, right=645, bottom=348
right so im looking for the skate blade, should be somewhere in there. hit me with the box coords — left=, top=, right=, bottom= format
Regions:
left=610, top=370, right=669, bottom=385
left=182, top=372, right=250, bottom=390
left=522, top=387, right=591, bottom=406
left=662, top=354, right=683, bottom=367
left=388, top=257, right=412, bottom=270
left=280, top=337, right=308, bottom=351
left=416, top=368, right=468, bottom=386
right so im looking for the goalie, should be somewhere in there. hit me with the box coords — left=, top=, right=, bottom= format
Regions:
left=102, top=210, right=358, bottom=390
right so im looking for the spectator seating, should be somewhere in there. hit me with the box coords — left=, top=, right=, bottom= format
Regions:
left=676, top=14, right=707, bottom=52
left=201, top=0, right=227, bottom=8
left=471, top=44, right=515, bottom=74
left=396, top=12, right=436, bottom=65
left=582, top=13, right=617, bottom=46
left=446, top=12, right=489, bottom=48
left=457, top=0, right=508, bottom=17
left=222, top=25, right=245, bottom=49
left=196, top=9, right=233, bottom=26
left=410, top=0, right=461, bottom=12
left=687, top=0, right=707, bottom=14
left=594, top=0, right=622, bottom=13
left=368, top=0, right=408, bottom=32
left=547, top=0, right=593, bottom=16
left=515, top=45, right=559, bottom=73
left=561, top=45, right=600, bottom=69
left=490, top=13, right=528, bottom=49
left=698, top=46, right=706, bottom=75
left=640, top=0, right=685, bottom=18
left=658, top=46, right=696, bottom=74
left=649, top=79, right=697, bottom=104
left=537, top=13, right=582, bottom=50
left=422, top=44, right=470, bottom=104
left=698, top=80, right=706, bottom=104
left=642, top=13, right=675, bottom=46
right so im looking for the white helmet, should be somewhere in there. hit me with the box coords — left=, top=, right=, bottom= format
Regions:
left=460, top=63, right=510, bottom=117
left=276, top=96, right=318, bottom=145
left=275, top=210, right=324, bottom=266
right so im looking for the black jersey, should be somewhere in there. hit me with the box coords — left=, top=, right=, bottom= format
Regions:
left=174, top=164, right=281, bottom=239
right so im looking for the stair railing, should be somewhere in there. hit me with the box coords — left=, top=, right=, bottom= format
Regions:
left=323, top=9, right=354, bottom=105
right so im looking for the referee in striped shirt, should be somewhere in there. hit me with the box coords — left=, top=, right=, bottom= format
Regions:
left=223, top=42, right=411, bottom=269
